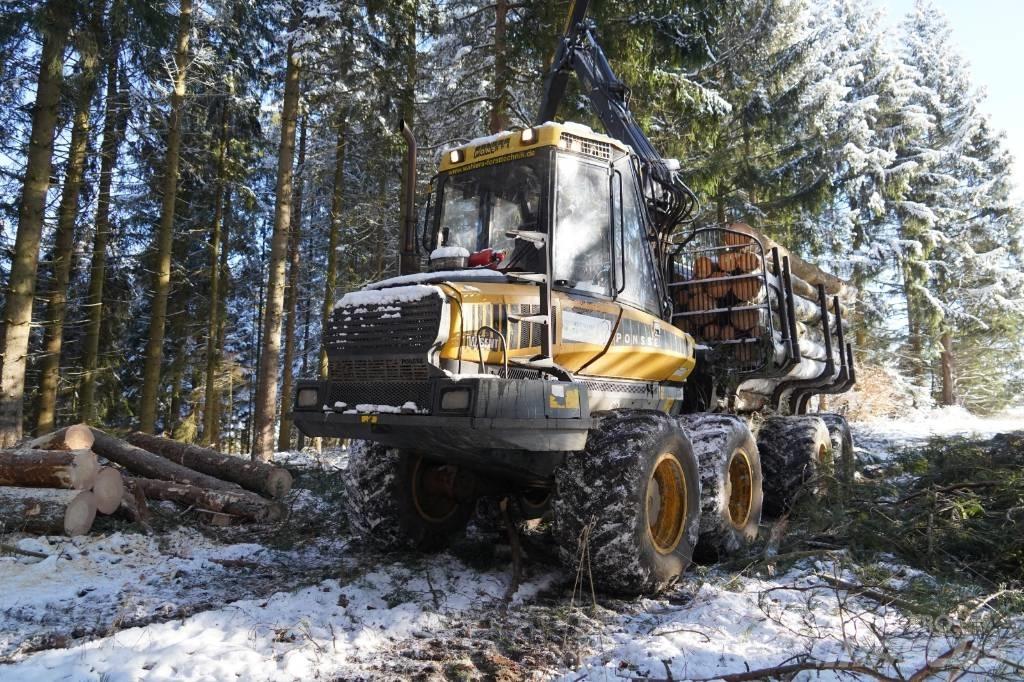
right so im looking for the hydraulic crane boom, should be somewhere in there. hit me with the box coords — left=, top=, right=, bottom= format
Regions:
left=536, top=0, right=699, bottom=238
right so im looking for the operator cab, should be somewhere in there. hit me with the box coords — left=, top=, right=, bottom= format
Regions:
left=426, top=122, right=669, bottom=317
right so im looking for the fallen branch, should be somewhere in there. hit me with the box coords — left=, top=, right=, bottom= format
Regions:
left=0, top=543, right=49, bottom=559
left=815, top=574, right=920, bottom=612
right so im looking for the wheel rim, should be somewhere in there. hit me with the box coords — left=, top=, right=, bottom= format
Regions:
left=411, top=457, right=458, bottom=523
left=726, top=448, right=754, bottom=528
left=646, top=453, right=688, bottom=555
left=813, top=443, right=832, bottom=495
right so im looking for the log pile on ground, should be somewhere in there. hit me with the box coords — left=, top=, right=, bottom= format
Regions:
left=0, top=424, right=290, bottom=537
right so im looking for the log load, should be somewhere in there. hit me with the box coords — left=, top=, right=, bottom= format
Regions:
left=0, top=448, right=99, bottom=490
left=126, top=433, right=293, bottom=499
left=0, top=487, right=97, bottom=536
left=93, top=467, right=125, bottom=515
left=130, top=477, right=286, bottom=523
left=727, top=223, right=855, bottom=302
left=90, top=428, right=243, bottom=492
left=26, top=424, right=94, bottom=451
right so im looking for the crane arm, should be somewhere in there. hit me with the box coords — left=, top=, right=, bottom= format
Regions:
left=536, top=1, right=698, bottom=235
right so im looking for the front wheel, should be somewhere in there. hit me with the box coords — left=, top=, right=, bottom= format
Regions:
left=552, top=410, right=701, bottom=595
left=344, top=441, right=473, bottom=551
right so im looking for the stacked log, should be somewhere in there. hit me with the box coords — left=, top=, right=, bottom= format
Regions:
left=0, top=487, right=97, bottom=536
left=1, top=425, right=292, bottom=537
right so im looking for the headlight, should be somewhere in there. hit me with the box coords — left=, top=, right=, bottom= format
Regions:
left=296, top=387, right=319, bottom=407
left=448, top=149, right=464, bottom=164
left=440, top=388, right=471, bottom=411
left=520, top=127, right=536, bottom=144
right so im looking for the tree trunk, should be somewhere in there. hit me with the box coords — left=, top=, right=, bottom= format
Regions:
left=119, top=477, right=151, bottom=527
left=277, top=113, right=307, bottom=452
left=940, top=330, right=955, bottom=406
left=126, top=431, right=292, bottom=498
left=0, top=448, right=99, bottom=490
left=36, top=24, right=102, bottom=434
left=80, top=28, right=125, bottom=424
left=0, top=0, right=72, bottom=447
left=252, top=30, right=302, bottom=462
left=488, top=0, right=509, bottom=134
left=139, top=0, right=194, bottom=433
left=27, top=423, right=95, bottom=451
left=202, top=98, right=231, bottom=445
left=92, top=466, right=124, bottom=514
left=130, top=477, right=285, bottom=523
left=0, top=487, right=97, bottom=536
left=319, top=120, right=347, bottom=380
left=90, top=427, right=243, bottom=491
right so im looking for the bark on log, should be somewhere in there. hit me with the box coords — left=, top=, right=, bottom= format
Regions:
left=130, top=477, right=285, bottom=523
left=92, top=466, right=124, bottom=515
left=90, top=428, right=242, bottom=491
left=26, top=424, right=94, bottom=451
left=728, top=223, right=855, bottom=301
left=126, top=432, right=292, bottom=499
left=0, top=487, right=97, bottom=535
left=119, top=477, right=151, bottom=528
left=0, top=448, right=98, bottom=490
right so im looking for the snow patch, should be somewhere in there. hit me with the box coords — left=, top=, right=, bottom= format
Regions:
left=334, top=284, right=442, bottom=310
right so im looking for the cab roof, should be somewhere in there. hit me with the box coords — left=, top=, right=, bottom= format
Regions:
left=438, top=121, right=631, bottom=173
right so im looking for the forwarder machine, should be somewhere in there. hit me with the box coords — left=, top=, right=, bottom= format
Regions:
left=293, top=2, right=856, bottom=594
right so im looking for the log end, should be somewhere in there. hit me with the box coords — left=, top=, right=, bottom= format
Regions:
left=93, top=467, right=125, bottom=515
left=70, top=450, right=100, bottom=490
left=65, top=491, right=98, bottom=536
left=64, top=424, right=96, bottom=451
left=266, top=469, right=293, bottom=500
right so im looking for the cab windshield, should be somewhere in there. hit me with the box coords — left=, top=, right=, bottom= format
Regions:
left=436, top=157, right=545, bottom=263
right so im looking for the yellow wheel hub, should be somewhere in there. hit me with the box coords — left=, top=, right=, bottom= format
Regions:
left=646, top=453, right=687, bottom=554
left=726, top=448, right=754, bottom=528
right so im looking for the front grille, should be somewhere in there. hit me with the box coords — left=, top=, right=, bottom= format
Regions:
left=328, top=382, right=433, bottom=411
left=329, top=357, right=431, bottom=382
left=326, top=293, right=443, bottom=356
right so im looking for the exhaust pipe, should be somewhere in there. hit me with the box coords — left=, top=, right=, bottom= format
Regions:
left=399, top=119, right=419, bottom=275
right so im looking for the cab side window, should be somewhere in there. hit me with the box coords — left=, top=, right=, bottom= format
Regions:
left=615, top=160, right=660, bottom=312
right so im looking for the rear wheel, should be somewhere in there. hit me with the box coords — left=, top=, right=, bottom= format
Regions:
left=344, top=440, right=473, bottom=551
left=678, top=413, right=763, bottom=555
left=757, top=416, right=833, bottom=516
left=818, top=413, right=854, bottom=486
left=552, top=410, right=701, bottom=595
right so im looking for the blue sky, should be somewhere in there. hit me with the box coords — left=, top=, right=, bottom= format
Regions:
left=881, top=0, right=1024, bottom=197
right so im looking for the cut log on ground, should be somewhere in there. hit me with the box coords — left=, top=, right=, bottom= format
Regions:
left=130, top=477, right=286, bottom=523
left=126, top=432, right=293, bottom=499
left=26, top=424, right=95, bottom=451
left=0, top=487, right=97, bottom=536
left=93, top=467, right=125, bottom=515
left=0, top=448, right=99, bottom=490
left=90, top=428, right=243, bottom=492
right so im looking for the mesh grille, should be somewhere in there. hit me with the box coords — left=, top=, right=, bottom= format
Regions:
left=327, top=382, right=433, bottom=411
left=329, top=357, right=431, bottom=382
left=560, top=133, right=612, bottom=160
left=326, top=294, right=443, bottom=356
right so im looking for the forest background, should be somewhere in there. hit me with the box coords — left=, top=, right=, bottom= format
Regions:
left=0, top=0, right=1021, bottom=459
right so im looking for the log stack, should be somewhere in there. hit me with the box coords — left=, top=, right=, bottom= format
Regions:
left=672, top=222, right=851, bottom=380
left=0, top=425, right=291, bottom=538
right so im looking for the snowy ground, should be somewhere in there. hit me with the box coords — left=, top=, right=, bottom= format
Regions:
left=2, top=411, right=1022, bottom=681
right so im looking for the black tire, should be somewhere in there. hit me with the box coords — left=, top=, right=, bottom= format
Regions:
left=818, top=413, right=854, bottom=486
left=344, top=440, right=472, bottom=551
left=757, top=416, right=833, bottom=517
left=678, top=413, right=763, bottom=555
left=552, top=410, right=701, bottom=595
